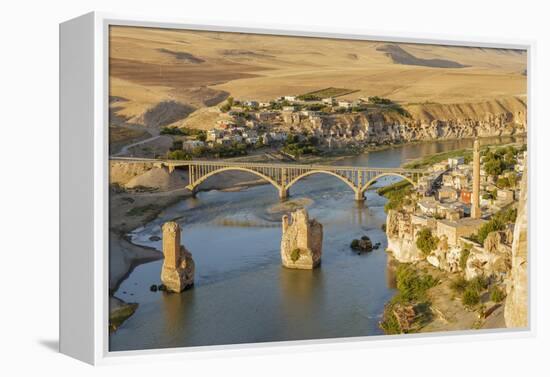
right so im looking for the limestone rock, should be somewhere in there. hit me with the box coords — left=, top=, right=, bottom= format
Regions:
left=505, top=161, right=528, bottom=328
left=280, top=209, right=323, bottom=269
left=161, top=221, right=195, bottom=293
left=386, top=210, right=424, bottom=263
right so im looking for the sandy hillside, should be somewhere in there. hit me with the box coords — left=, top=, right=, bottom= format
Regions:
left=109, top=26, right=527, bottom=127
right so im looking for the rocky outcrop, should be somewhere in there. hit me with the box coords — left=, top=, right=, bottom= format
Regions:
left=280, top=209, right=323, bottom=269
left=386, top=210, right=424, bottom=263
left=161, top=222, right=195, bottom=292
left=505, top=160, right=528, bottom=328
left=283, top=97, right=526, bottom=146
left=426, top=235, right=462, bottom=273
left=110, top=161, right=156, bottom=186
left=464, top=232, right=512, bottom=281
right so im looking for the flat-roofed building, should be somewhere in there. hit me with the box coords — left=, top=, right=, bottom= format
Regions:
left=436, top=218, right=487, bottom=246
left=437, top=186, right=458, bottom=201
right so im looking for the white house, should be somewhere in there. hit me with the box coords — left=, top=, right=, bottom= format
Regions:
left=182, top=140, right=205, bottom=151
left=338, top=101, right=352, bottom=109
left=448, top=156, right=465, bottom=168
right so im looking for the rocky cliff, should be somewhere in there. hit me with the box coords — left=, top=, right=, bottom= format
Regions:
left=386, top=210, right=424, bottom=263
left=284, top=97, right=526, bottom=145
left=505, top=159, right=528, bottom=328
left=280, top=209, right=323, bottom=269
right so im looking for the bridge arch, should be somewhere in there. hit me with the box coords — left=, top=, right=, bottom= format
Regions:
left=360, top=172, right=415, bottom=193
left=285, top=170, right=357, bottom=193
left=186, top=166, right=282, bottom=193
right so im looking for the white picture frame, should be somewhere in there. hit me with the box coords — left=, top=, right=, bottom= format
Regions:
left=59, top=11, right=536, bottom=365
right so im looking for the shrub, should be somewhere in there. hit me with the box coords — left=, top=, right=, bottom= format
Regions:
left=469, top=275, right=490, bottom=292
left=416, top=228, right=439, bottom=256
left=459, top=245, right=471, bottom=270
left=490, top=286, right=506, bottom=303
left=395, top=265, right=438, bottom=302
left=290, top=248, right=301, bottom=262
left=380, top=309, right=401, bottom=335
left=451, top=277, right=469, bottom=293
left=462, top=288, right=480, bottom=307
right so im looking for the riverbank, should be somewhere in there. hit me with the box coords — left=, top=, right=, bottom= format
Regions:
left=108, top=170, right=271, bottom=329
left=401, top=134, right=526, bottom=169
left=382, top=258, right=505, bottom=334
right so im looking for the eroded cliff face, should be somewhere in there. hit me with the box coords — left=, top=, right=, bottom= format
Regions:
left=505, top=159, right=528, bottom=328
left=285, top=97, right=526, bottom=145
left=385, top=210, right=424, bottom=263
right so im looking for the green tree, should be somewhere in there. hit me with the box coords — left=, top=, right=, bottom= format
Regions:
left=416, top=228, right=438, bottom=256
left=484, top=158, right=504, bottom=177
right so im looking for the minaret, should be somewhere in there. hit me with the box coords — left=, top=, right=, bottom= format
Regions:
left=471, top=139, right=481, bottom=219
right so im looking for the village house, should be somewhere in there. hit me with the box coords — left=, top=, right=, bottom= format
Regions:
left=496, top=189, right=514, bottom=205
left=283, top=95, right=296, bottom=102
left=338, top=101, right=352, bottom=109
left=242, top=129, right=257, bottom=139
left=282, top=106, right=296, bottom=112
left=259, top=102, right=271, bottom=108
left=431, top=161, right=449, bottom=172
left=245, top=136, right=260, bottom=145
left=417, top=197, right=438, bottom=216
left=181, top=140, right=204, bottom=151
left=322, top=97, right=335, bottom=105
left=437, top=186, right=458, bottom=201
left=207, top=129, right=223, bottom=142
left=411, top=214, right=437, bottom=232
left=459, top=188, right=472, bottom=204
left=442, top=174, right=454, bottom=187
left=436, top=202, right=465, bottom=221
left=254, top=111, right=277, bottom=122
left=436, top=218, right=487, bottom=246
left=216, top=137, right=233, bottom=146
left=243, top=100, right=259, bottom=108
left=417, top=176, right=433, bottom=195
left=448, top=156, right=465, bottom=168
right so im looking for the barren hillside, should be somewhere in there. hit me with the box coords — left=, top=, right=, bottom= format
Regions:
left=109, top=26, right=527, bottom=129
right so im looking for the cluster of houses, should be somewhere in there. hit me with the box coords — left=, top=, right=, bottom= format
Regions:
left=203, top=120, right=288, bottom=148
left=392, top=150, right=525, bottom=250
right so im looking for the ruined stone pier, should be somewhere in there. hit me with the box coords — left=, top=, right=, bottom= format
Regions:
left=280, top=208, right=323, bottom=269
left=161, top=221, right=195, bottom=293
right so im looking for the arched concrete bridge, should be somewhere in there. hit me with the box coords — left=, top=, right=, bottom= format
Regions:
left=111, top=157, right=427, bottom=201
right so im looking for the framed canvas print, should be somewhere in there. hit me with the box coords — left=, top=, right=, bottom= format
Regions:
left=60, top=12, right=533, bottom=365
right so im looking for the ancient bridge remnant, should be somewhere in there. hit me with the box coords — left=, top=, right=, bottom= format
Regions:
left=161, top=221, right=195, bottom=293
left=280, top=208, right=323, bottom=269
left=110, top=157, right=427, bottom=201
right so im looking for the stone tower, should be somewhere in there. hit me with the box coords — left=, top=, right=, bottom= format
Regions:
left=280, top=208, right=323, bottom=269
left=161, top=221, right=195, bottom=292
left=471, top=138, right=481, bottom=219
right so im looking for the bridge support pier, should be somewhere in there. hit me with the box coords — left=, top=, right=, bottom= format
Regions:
left=279, top=187, right=289, bottom=201
left=354, top=190, right=365, bottom=202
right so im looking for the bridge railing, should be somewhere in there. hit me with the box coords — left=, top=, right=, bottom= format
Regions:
left=109, top=157, right=425, bottom=174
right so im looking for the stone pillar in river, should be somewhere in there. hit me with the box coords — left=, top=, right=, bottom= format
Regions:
left=280, top=208, right=323, bottom=269
left=471, top=138, right=481, bottom=219
left=161, top=221, right=195, bottom=293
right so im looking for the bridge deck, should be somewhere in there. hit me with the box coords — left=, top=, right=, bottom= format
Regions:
left=109, top=157, right=425, bottom=174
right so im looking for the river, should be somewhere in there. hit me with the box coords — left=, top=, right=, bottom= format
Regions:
left=109, top=136, right=521, bottom=351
